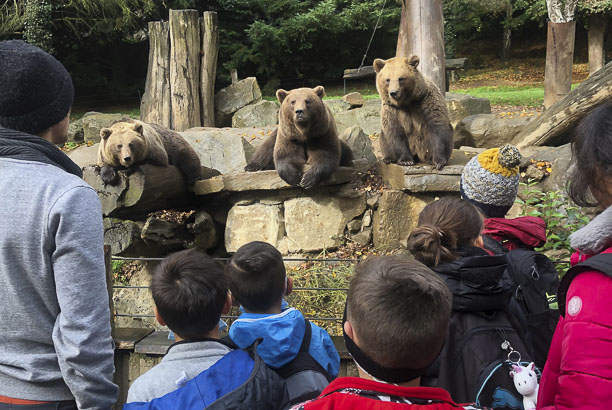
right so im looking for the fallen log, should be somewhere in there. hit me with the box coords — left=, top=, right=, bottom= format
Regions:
left=513, top=60, right=612, bottom=149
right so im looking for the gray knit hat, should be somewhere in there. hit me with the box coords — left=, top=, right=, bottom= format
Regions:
left=0, top=40, right=74, bottom=135
left=460, top=144, right=522, bottom=218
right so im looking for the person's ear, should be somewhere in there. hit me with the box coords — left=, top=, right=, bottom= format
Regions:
left=474, top=235, right=484, bottom=249
left=285, top=277, right=293, bottom=296
left=222, top=292, right=233, bottom=315
left=344, top=319, right=355, bottom=340
left=154, top=305, right=166, bottom=326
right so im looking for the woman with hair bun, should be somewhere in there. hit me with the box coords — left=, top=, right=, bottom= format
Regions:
left=407, top=197, right=533, bottom=405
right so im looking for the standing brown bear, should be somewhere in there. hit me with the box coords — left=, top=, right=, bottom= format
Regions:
left=245, top=86, right=353, bottom=189
left=374, top=56, right=453, bottom=169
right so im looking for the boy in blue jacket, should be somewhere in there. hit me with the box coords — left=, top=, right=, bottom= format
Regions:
left=226, top=241, right=340, bottom=379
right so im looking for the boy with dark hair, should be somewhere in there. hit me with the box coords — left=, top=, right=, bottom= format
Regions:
left=292, top=256, right=480, bottom=409
left=127, top=248, right=233, bottom=403
left=226, top=241, right=340, bottom=402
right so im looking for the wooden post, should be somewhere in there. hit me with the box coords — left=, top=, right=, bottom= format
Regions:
left=544, top=21, right=576, bottom=109
left=140, top=21, right=172, bottom=128
left=588, top=13, right=608, bottom=75
left=230, top=69, right=239, bottom=84
left=169, top=9, right=202, bottom=131
left=200, top=12, right=219, bottom=127
left=104, top=245, right=115, bottom=337
left=396, top=0, right=446, bottom=93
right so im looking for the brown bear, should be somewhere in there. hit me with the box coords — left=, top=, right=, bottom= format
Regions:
left=245, top=86, right=353, bottom=189
left=374, top=56, right=453, bottom=169
left=97, top=119, right=201, bottom=185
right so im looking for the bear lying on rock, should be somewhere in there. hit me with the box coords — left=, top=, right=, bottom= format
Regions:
left=245, top=86, right=353, bottom=189
left=97, top=119, right=201, bottom=186
left=374, top=55, right=453, bottom=169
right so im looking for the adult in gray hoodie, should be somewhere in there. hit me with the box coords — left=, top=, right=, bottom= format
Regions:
left=0, top=40, right=118, bottom=409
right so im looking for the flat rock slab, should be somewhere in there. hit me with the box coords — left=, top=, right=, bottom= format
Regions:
left=194, top=167, right=355, bottom=195
left=378, top=150, right=474, bottom=192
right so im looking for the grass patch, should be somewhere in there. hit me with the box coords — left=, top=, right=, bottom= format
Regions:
left=453, top=85, right=545, bottom=107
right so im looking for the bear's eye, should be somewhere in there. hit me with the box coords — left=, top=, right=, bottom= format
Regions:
left=399, top=77, right=405, bottom=82
left=385, top=79, right=390, bottom=84
left=128, top=143, right=133, bottom=149
left=305, top=99, right=311, bottom=105
left=117, top=144, right=123, bottom=150
left=291, top=100, right=296, bottom=105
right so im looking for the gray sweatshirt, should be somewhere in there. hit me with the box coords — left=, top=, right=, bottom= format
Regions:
left=127, top=340, right=231, bottom=403
left=0, top=158, right=118, bottom=409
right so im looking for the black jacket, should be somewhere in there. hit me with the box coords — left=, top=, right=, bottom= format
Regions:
left=422, top=247, right=533, bottom=403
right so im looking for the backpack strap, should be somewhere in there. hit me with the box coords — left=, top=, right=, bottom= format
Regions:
left=558, top=253, right=612, bottom=317
left=219, top=335, right=239, bottom=350
left=299, top=317, right=312, bottom=353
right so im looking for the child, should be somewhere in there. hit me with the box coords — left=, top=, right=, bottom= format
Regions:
left=291, top=255, right=480, bottom=409
left=225, top=241, right=340, bottom=401
left=461, top=144, right=547, bottom=253
left=406, top=197, right=534, bottom=404
left=126, top=248, right=233, bottom=403
left=537, top=103, right=612, bottom=409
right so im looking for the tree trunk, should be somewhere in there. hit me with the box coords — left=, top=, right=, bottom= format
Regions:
left=140, top=21, right=172, bottom=128
left=200, top=11, right=219, bottom=127
left=169, top=9, right=202, bottom=131
left=396, top=0, right=446, bottom=93
left=588, top=13, right=608, bottom=75
left=500, top=2, right=513, bottom=62
left=544, top=20, right=576, bottom=109
left=513, top=60, right=612, bottom=148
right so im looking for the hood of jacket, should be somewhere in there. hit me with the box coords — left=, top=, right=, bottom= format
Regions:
left=433, top=246, right=514, bottom=313
left=570, top=205, right=612, bottom=256
left=229, top=307, right=306, bottom=368
left=483, top=216, right=547, bottom=249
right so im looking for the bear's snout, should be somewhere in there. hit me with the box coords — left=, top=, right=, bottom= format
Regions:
left=389, top=90, right=400, bottom=100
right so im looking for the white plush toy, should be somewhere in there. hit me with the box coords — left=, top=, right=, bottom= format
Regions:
left=509, top=362, right=539, bottom=410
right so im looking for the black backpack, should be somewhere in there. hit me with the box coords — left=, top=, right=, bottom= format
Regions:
left=504, top=249, right=560, bottom=368
left=558, top=253, right=612, bottom=317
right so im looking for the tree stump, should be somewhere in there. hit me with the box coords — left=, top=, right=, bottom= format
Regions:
left=200, top=11, right=219, bottom=127
left=169, top=9, right=202, bottom=131
left=544, top=21, right=576, bottom=109
left=140, top=21, right=172, bottom=128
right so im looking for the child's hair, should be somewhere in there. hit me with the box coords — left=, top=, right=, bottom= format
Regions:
left=225, top=241, right=286, bottom=312
left=406, top=197, right=483, bottom=267
left=347, top=255, right=452, bottom=369
left=151, top=248, right=227, bottom=339
left=568, top=102, right=612, bottom=207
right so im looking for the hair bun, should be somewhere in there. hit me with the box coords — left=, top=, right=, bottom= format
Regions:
left=498, top=144, right=521, bottom=169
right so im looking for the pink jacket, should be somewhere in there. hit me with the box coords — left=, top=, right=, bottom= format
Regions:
left=537, top=206, right=612, bottom=409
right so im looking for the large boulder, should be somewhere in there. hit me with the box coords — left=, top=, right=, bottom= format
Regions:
left=372, top=190, right=436, bottom=250
left=224, top=203, right=285, bottom=253
left=342, top=92, right=365, bottom=109
left=284, top=193, right=366, bottom=253
left=180, top=127, right=257, bottom=174
left=333, top=99, right=381, bottom=136
left=82, top=112, right=128, bottom=143
left=454, top=114, right=531, bottom=149
left=445, top=93, right=491, bottom=129
left=68, top=143, right=99, bottom=168
left=232, top=100, right=279, bottom=128
left=339, top=126, right=377, bottom=169
left=214, top=77, right=262, bottom=127
left=67, top=117, right=84, bottom=142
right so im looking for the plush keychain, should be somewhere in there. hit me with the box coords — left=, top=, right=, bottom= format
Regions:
left=509, top=362, right=539, bottom=410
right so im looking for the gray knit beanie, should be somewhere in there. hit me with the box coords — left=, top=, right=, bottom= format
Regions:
left=460, top=144, right=522, bottom=218
left=0, top=40, right=74, bottom=135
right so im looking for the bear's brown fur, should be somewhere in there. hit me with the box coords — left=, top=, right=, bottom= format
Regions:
left=97, top=119, right=201, bottom=185
left=374, top=56, right=453, bottom=169
left=245, top=86, right=353, bottom=189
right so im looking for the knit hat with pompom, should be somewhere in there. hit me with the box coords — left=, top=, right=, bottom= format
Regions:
left=460, top=144, right=522, bottom=218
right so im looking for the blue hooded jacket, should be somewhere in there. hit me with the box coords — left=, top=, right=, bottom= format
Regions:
left=229, top=307, right=340, bottom=377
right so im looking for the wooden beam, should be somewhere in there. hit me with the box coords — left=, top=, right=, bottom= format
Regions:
left=140, top=21, right=171, bottom=128
left=200, top=11, right=219, bottom=127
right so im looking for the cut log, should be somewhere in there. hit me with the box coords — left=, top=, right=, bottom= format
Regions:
left=513, top=60, right=612, bottom=148
left=200, top=11, right=219, bottom=127
left=103, top=218, right=145, bottom=256
left=83, top=164, right=194, bottom=218
left=396, top=0, right=446, bottom=93
left=169, top=9, right=202, bottom=131
left=140, top=21, right=172, bottom=128
left=544, top=21, right=576, bottom=109
left=588, top=13, right=608, bottom=75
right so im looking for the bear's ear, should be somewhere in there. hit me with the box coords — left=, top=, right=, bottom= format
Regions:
left=132, top=122, right=143, bottom=134
left=276, top=89, right=288, bottom=104
left=313, top=86, right=325, bottom=99
left=100, top=128, right=112, bottom=140
left=373, top=58, right=386, bottom=73
left=408, top=55, right=420, bottom=68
